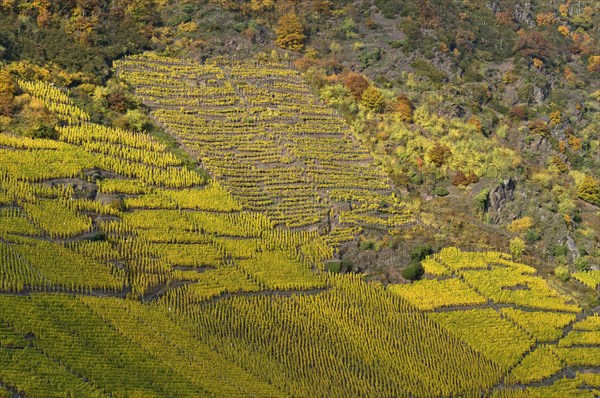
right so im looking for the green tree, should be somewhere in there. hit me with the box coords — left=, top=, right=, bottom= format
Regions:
left=554, top=265, right=571, bottom=282
left=402, top=261, right=424, bottom=281
left=125, top=109, right=150, bottom=132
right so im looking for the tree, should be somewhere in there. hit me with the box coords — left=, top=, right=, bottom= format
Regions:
left=0, top=70, right=17, bottom=117
left=509, top=237, right=525, bottom=258
left=360, top=85, right=384, bottom=113
left=508, top=217, right=534, bottom=233
left=275, top=13, right=305, bottom=51
left=402, top=261, right=424, bottom=281
left=410, top=245, right=432, bottom=263
left=554, top=265, right=570, bottom=282
left=427, top=143, right=452, bottom=167
left=513, top=31, right=557, bottom=61
left=396, top=95, right=413, bottom=122
left=588, top=56, right=600, bottom=74
left=341, top=72, right=369, bottom=99
left=577, top=176, right=600, bottom=206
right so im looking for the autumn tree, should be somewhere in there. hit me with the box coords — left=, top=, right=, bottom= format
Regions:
left=107, top=91, right=129, bottom=113
left=507, top=217, right=534, bottom=233
left=455, top=29, right=476, bottom=52
left=536, top=12, right=555, bottom=26
left=588, top=56, right=600, bottom=74
left=509, top=237, right=526, bottom=257
left=528, top=119, right=549, bottom=135
left=0, top=70, right=17, bottom=117
left=577, top=176, right=600, bottom=206
left=467, top=115, right=483, bottom=134
left=513, top=31, right=557, bottom=61
left=509, top=105, right=528, bottom=120
left=341, top=72, right=369, bottom=99
left=396, top=95, right=413, bottom=122
left=451, top=170, right=478, bottom=186
left=427, top=143, right=452, bottom=167
left=275, top=13, right=305, bottom=51
left=360, top=85, right=384, bottom=113
left=451, top=170, right=470, bottom=186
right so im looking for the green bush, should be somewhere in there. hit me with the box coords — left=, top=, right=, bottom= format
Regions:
left=410, top=59, right=447, bottom=84
left=360, top=240, right=375, bottom=251
left=410, top=173, right=424, bottom=185
left=410, top=245, right=432, bottom=262
left=554, top=265, right=571, bottom=282
left=433, top=187, right=449, bottom=196
left=574, top=257, right=590, bottom=272
left=325, top=261, right=342, bottom=274
left=524, top=229, right=541, bottom=243
left=402, top=262, right=424, bottom=281
left=553, top=245, right=568, bottom=257
left=359, top=49, right=382, bottom=69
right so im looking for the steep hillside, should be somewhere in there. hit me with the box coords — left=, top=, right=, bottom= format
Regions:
left=0, top=0, right=599, bottom=397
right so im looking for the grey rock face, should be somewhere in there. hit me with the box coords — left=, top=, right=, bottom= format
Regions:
left=485, top=178, right=516, bottom=221
left=566, top=235, right=580, bottom=259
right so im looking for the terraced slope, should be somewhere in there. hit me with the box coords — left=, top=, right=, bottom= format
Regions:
left=0, top=60, right=599, bottom=397
left=116, top=53, right=412, bottom=230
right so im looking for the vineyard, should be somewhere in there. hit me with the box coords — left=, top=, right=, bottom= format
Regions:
left=115, top=53, right=413, bottom=230
left=0, top=53, right=599, bottom=397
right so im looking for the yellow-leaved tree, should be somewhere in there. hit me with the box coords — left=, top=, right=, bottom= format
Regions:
left=275, top=13, right=305, bottom=51
left=361, top=85, right=385, bottom=113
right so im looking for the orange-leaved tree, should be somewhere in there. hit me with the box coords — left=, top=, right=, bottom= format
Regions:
left=275, top=13, right=305, bottom=51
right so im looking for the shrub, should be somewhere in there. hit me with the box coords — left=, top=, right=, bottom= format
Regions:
left=507, top=217, right=534, bottom=233
left=554, top=265, right=571, bottom=282
left=325, top=261, right=342, bottom=273
left=574, top=257, right=590, bottom=272
left=360, top=240, right=375, bottom=251
left=402, top=261, right=424, bottom=281
left=433, top=186, right=449, bottom=196
left=524, top=229, right=541, bottom=243
left=553, top=245, right=568, bottom=257
left=509, top=237, right=525, bottom=257
left=359, top=48, right=382, bottom=68
left=410, top=173, right=424, bottom=185
left=410, top=59, right=447, bottom=83
left=410, top=245, right=432, bottom=262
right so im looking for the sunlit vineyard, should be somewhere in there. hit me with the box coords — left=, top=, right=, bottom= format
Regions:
left=1, top=54, right=599, bottom=397
left=390, top=247, right=600, bottom=396
left=115, top=53, right=412, bottom=232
